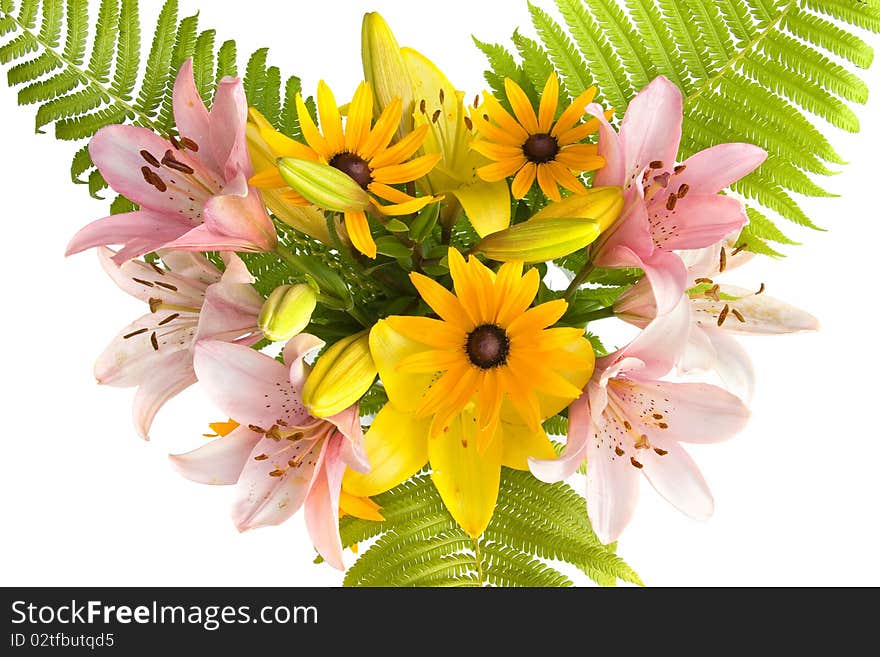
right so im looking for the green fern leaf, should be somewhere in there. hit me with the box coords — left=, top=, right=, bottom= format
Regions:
left=135, top=0, right=177, bottom=120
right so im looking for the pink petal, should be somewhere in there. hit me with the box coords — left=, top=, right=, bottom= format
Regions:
left=232, top=434, right=321, bottom=531
left=97, top=247, right=212, bottom=306
left=589, top=102, right=625, bottom=187
left=712, top=286, right=821, bottom=336
left=210, top=76, right=252, bottom=180
left=601, top=245, right=688, bottom=317
left=159, top=251, right=223, bottom=285
left=618, top=292, right=691, bottom=380
left=172, top=59, right=217, bottom=172
left=619, top=76, right=683, bottom=186
left=675, top=143, right=767, bottom=195
left=650, top=194, right=748, bottom=251
left=612, top=277, right=654, bottom=328
left=193, top=340, right=310, bottom=428
left=132, top=349, right=197, bottom=440
left=170, top=425, right=263, bottom=485
left=95, top=314, right=198, bottom=387
left=530, top=392, right=590, bottom=482
left=619, top=379, right=750, bottom=444
left=169, top=183, right=276, bottom=253
left=89, top=125, right=209, bottom=215
left=305, top=434, right=347, bottom=570
left=594, top=193, right=654, bottom=260
left=685, top=325, right=755, bottom=402
left=283, top=333, right=325, bottom=390
left=640, top=442, right=714, bottom=520
left=67, top=210, right=192, bottom=262
left=586, top=431, right=641, bottom=545
left=326, top=404, right=370, bottom=474
left=196, top=255, right=263, bottom=343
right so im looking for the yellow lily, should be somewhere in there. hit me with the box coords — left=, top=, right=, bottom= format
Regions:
left=343, top=249, right=595, bottom=538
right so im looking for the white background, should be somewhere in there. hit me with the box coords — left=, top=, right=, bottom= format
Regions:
left=1, top=0, right=878, bottom=587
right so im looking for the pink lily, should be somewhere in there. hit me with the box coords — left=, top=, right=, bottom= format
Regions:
left=615, top=239, right=819, bottom=400
left=530, top=297, right=750, bottom=544
left=95, top=248, right=263, bottom=439
left=587, top=76, right=767, bottom=313
left=67, top=60, right=276, bottom=264
left=170, top=337, right=369, bottom=570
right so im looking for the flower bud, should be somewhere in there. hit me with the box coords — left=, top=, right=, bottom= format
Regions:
left=531, top=186, right=624, bottom=232
left=476, top=187, right=623, bottom=263
left=278, top=158, right=371, bottom=213
left=246, top=109, right=334, bottom=244
left=303, top=331, right=378, bottom=418
left=475, top=216, right=601, bottom=263
left=362, top=12, right=413, bottom=135
left=259, top=284, right=318, bottom=342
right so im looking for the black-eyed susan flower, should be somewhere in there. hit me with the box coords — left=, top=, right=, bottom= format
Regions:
left=343, top=248, right=595, bottom=538
left=250, top=80, right=441, bottom=259
left=470, top=73, right=610, bottom=203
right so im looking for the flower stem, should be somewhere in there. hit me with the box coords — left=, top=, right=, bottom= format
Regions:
left=564, top=263, right=596, bottom=302
left=580, top=306, right=616, bottom=323
left=473, top=537, right=485, bottom=587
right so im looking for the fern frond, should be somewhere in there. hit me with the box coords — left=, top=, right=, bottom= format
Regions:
left=338, top=469, right=639, bottom=587
left=491, top=0, right=880, bottom=254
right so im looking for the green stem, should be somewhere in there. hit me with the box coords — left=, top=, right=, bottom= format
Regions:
left=684, top=0, right=796, bottom=108
left=473, top=537, right=485, bottom=587
left=564, top=263, right=595, bottom=302
left=580, top=306, right=616, bottom=323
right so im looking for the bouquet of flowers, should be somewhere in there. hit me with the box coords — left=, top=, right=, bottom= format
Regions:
left=1, top=0, right=876, bottom=586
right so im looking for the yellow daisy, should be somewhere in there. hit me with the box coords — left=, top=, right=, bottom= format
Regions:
left=343, top=248, right=595, bottom=537
left=471, top=73, right=610, bottom=203
left=250, top=80, right=441, bottom=258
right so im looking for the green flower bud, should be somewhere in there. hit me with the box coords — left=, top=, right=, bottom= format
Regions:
left=259, top=284, right=318, bottom=343
left=278, top=158, right=371, bottom=213
left=362, top=12, right=413, bottom=135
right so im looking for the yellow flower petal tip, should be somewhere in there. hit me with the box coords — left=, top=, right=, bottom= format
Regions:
left=302, top=331, right=377, bottom=418
left=339, top=490, right=385, bottom=522
left=204, top=420, right=239, bottom=438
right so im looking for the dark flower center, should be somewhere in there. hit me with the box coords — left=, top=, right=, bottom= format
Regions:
left=466, top=324, right=511, bottom=370
left=522, top=133, right=559, bottom=164
left=329, top=152, right=373, bottom=189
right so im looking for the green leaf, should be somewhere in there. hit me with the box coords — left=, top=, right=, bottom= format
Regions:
left=339, top=469, right=640, bottom=587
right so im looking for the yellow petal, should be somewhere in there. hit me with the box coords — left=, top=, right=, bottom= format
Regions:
left=343, top=210, right=377, bottom=259
left=469, top=140, right=526, bottom=162
left=477, top=157, right=527, bottom=182
left=372, top=194, right=440, bottom=217
left=260, top=127, right=320, bottom=160
left=408, top=273, right=473, bottom=331
left=481, top=92, right=529, bottom=143
left=500, top=421, right=557, bottom=470
left=317, top=80, right=345, bottom=155
left=448, top=249, right=495, bottom=326
left=296, top=93, right=331, bottom=158
left=342, top=404, right=430, bottom=497
left=450, top=179, right=511, bottom=238
left=538, top=73, right=559, bottom=133
left=370, top=320, right=436, bottom=413
left=339, top=491, right=384, bottom=522
left=372, top=153, right=441, bottom=185
left=507, top=299, right=568, bottom=336
left=249, top=167, right=289, bottom=190
left=554, top=152, right=606, bottom=173
left=360, top=97, right=402, bottom=160
left=537, top=164, right=562, bottom=202
left=345, top=82, right=374, bottom=153
left=369, top=124, right=430, bottom=170
left=206, top=420, right=239, bottom=437
left=551, top=86, right=597, bottom=138
left=511, top=161, right=537, bottom=200
left=387, top=316, right=464, bottom=349
left=528, top=337, right=595, bottom=420
left=368, top=181, right=415, bottom=205
left=429, top=405, right=502, bottom=538
left=495, top=266, right=539, bottom=327
left=504, top=78, right=539, bottom=134
left=547, top=160, right=588, bottom=195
